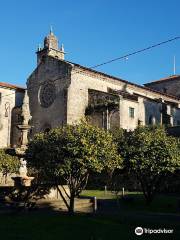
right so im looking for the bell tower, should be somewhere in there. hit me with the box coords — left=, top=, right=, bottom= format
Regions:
left=36, top=28, right=65, bottom=65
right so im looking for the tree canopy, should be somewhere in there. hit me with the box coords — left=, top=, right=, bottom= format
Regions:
left=0, top=149, right=20, bottom=184
left=27, top=121, right=122, bottom=213
left=114, top=126, right=180, bottom=204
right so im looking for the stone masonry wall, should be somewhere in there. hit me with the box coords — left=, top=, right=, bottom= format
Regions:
left=145, top=77, right=180, bottom=98
left=0, top=88, right=24, bottom=148
left=27, top=56, right=72, bottom=135
left=27, top=57, right=180, bottom=133
left=67, top=66, right=180, bottom=130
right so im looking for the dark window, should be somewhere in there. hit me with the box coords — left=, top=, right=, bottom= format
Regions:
left=149, top=115, right=156, bottom=125
left=177, top=120, right=180, bottom=126
left=129, top=107, right=135, bottom=118
left=163, top=87, right=167, bottom=93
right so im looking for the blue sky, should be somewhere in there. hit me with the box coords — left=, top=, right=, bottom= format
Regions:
left=1, top=0, right=180, bottom=87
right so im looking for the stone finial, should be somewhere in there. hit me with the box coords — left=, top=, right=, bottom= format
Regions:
left=50, top=26, right=53, bottom=35
left=61, top=43, right=64, bottom=52
left=21, top=90, right=32, bottom=125
left=38, top=44, right=41, bottom=51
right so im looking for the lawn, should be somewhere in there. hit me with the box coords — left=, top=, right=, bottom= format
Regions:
left=81, top=190, right=180, bottom=214
left=0, top=212, right=130, bottom=240
left=0, top=211, right=179, bottom=240
left=81, top=189, right=117, bottom=199
left=0, top=190, right=179, bottom=240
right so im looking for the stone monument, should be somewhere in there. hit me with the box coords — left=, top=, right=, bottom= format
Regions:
left=12, top=158, right=34, bottom=187
left=12, top=92, right=34, bottom=186
left=19, top=158, right=28, bottom=177
left=17, top=90, right=32, bottom=149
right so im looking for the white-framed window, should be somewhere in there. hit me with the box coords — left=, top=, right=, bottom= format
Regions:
left=129, top=107, right=135, bottom=118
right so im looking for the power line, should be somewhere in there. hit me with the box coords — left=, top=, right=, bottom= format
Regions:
left=1, top=35, right=180, bottom=101
left=89, top=36, right=180, bottom=69
left=48, top=36, right=180, bottom=87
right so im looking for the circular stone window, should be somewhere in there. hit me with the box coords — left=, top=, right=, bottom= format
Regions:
left=39, top=82, right=56, bottom=108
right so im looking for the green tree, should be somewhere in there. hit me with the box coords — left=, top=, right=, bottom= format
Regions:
left=114, top=126, right=180, bottom=204
left=0, top=149, right=20, bottom=184
left=27, top=121, right=121, bottom=214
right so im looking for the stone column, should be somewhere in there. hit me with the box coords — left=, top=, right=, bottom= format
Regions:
left=21, top=128, right=29, bottom=147
left=103, top=108, right=110, bottom=130
left=17, top=90, right=32, bottom=149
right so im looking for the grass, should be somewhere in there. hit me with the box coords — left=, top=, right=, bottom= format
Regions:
left=120, top=192, right=180, bottom=214
left=0, top=212, right=132, bottom=240
left=0, top=190, right=179, bottom=239
left=81, top=190, right=180, bottom=214
left=0, top=211, right=179, bottom=240
left=81, top=189, right=117, bottom=199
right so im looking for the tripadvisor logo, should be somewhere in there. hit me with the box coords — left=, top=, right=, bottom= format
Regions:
left=135, top=227, right=143, bottom=235
left=135, top=227, right=174, bottom=235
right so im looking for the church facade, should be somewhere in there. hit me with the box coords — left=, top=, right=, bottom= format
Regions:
left=1, top=30, right=180, bottom=148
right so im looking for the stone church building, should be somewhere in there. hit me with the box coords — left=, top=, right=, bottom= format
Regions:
left=1, top=30, right=180, bottom=148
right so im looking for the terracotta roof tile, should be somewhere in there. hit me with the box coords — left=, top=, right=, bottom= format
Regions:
left=0, top=82, right=25, bottom=91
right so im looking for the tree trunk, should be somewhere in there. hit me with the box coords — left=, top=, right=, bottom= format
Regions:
left=145, top=194, right=153, bottom=205
left=69, top=194, right=75, bottom=215
left=138, top=177, right=154, bottom=205
left=143, top=188, right=154, bottom=205
left=56, top=184, right=70, bottom=211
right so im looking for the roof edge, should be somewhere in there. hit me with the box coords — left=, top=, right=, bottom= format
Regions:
left=30, top=55, right=180, bottom=102
left=69, top=61, right=180, bottom=101
left=0, top=82, right=26, bottom=91
left=144, top=75, right=180, bottom=86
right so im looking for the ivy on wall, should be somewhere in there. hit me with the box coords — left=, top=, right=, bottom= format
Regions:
left=85, top=98, right=119, bottom=115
